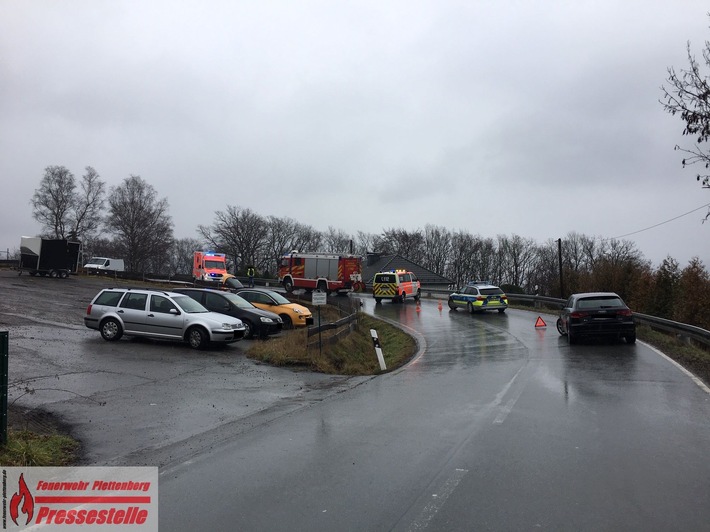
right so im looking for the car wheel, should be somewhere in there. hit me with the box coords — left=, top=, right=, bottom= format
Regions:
left=625, top=333, right=636, bottom=344
left=467, top=302, right=474, bottom=314
left=242, top=320, right=254, bottom=339
left=556, top=318, right=565, bottom=335
left=187, top=326, right=208, bottom=349
left=49, top=270, right=58, bottom=278
left=283, top=278, right=294, bottom=293
left=375, top=298, right=382, bottom=304
left=317, top=281, right=327, bottom=293
left=498, top=308, right=506, bottom=313
left=281, top=314, right=293, bottom=329
left=59, top=270, right=68, bottom=279
left=448, top=299, right=456, bottom=310
left=100, top=318, right=123, bottom=341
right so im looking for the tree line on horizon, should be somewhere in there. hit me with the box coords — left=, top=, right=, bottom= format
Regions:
left=23, top=164, right=710, bottom=330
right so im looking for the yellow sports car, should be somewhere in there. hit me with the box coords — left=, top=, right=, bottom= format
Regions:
left=236, top=288, right=314, bottom=329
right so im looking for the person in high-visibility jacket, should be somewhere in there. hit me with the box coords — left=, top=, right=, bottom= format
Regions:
left=247, top=266, right=255, bottom=287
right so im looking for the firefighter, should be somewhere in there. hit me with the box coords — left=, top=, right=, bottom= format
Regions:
left=247, top=266, right=255, bottom=287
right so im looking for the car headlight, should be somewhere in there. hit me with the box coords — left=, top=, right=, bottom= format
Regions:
left=260, top=317, right=274, bottom=323
left=293, top=308, right=303, bottom=314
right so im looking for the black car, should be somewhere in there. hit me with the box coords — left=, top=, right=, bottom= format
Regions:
left=556, top=292, right=636, bottom=344
left=173, top=288, right=282, bottom=339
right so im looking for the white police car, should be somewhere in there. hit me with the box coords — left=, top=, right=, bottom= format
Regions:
left=448, top=281, right=508, bottom=313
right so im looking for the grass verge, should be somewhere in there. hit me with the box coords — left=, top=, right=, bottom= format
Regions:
left=0, top=430, right=80, bottom=466
left=247, top=312, right=417, bottom=374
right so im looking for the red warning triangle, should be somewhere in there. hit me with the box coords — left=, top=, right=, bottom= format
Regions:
left=535, top=316, right=547, bottom=328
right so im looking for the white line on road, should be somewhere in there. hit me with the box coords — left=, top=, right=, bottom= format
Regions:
left=408, top=468, right=469, bottom=530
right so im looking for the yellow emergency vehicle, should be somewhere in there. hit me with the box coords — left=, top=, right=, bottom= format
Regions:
left=373, top=270, right=421, bottom=304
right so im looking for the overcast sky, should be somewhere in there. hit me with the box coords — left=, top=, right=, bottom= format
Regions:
left=2, top=0, right=709, bottom=268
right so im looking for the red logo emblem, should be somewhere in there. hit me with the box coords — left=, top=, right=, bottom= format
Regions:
left=10, top=473, right=35, bottom=526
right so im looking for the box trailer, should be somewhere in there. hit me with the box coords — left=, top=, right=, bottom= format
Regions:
left=19, top=237, right=82, bottom=278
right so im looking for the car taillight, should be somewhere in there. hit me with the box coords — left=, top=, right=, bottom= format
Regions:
left=570, top=311, right=589, bottom=318
left=477, top=296, right=485, bottom=301
left=617, top=309, right=633, bottom=316
left=86, top=304, right=92, bottom=315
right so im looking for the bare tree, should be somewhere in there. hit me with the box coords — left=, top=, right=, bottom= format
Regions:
left=105, top=175, right=173, bottom=273
left=170, top=237, right=203, bottom=275
left=423, top=224, right=451, bottom=276
left=198, top=206, right=267, bottom=274
left=446, top=230, right=478, bottom=288
left=31, top=166, right=76, bottom=239
left=70, top=166, right=105, bottom=240
left=323, top=226, right=353, bottom=253
left=354, top=231, right=377, bottom=256
left=498, top=234, right=537, bottom=290
left=31, top=165, right=106, bottom=241
left=661, top=33, right=710, bottom=220
left=380, top=228, right=425, bottom=262
left=264, top=216, right=300, bottom=274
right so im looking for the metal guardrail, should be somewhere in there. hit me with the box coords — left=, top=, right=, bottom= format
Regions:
left=418, top=288, right=710, bottom=349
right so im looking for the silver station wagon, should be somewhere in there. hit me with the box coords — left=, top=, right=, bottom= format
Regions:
left=84, top=287, right=246, bottom=349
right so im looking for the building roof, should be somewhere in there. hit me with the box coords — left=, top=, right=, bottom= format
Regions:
left=363, top=253, right=454, bottom=287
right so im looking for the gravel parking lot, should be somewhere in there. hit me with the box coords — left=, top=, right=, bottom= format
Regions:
left=0, top=270, right=368, bottom=466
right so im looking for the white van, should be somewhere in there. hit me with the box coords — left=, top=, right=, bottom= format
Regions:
left=84, top=257, right=125, bottom=272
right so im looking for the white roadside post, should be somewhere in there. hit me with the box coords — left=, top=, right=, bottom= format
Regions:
left=370, top=329, right=387, bottom=371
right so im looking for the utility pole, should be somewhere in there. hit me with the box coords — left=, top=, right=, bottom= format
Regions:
left=556, top=238, right=564, bottom=298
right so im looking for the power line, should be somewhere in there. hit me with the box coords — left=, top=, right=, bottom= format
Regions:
left=609, top=202, right=710, bottom=240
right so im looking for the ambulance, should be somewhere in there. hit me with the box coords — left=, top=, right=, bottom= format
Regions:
left=372, top=269, right=421, bottom=304
left=193, top=251, right=228, bottom=282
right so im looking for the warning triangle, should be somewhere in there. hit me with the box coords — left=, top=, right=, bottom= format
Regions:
left=535, top=316, right=547, bottom=328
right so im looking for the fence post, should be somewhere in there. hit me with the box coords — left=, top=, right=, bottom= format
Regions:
left=0, top=331, right=8, bottom=445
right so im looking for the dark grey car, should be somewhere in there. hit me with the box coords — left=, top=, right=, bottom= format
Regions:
left=556, top=292, right=636, bottom=344
left=174, top=288, right=283, bottom=339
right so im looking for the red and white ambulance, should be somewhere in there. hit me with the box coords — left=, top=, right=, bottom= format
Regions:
left=193, top=251, right=228, bottom=282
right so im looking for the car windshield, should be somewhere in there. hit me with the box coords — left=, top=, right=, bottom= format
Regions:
left=222, top=293, right=256, bottom=309
left=172, top=294, right=209, bottom=313
left=204, top=260, right=224, bottom=269
left=258, top=291, right=290, bottom=305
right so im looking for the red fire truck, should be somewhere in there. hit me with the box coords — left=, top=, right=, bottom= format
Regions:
left=278, top=252, right=364, bottom=294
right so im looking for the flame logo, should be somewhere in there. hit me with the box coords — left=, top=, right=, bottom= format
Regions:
left=10, top=473, right=34, bottom=526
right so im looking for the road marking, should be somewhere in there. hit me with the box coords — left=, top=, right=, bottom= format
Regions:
left=642, top=341, right=710, bottom=394
left=408, top=468, right=468, bottom=530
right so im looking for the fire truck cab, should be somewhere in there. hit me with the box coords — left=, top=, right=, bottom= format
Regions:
left=193, top=251, right=228, bottom=282
left=279, top=252, right=364, bottom=294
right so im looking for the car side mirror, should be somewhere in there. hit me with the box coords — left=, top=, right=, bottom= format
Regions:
left=169, top=308, right=180, bottom=315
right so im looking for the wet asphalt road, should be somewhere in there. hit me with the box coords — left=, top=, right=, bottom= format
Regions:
left=3, top=271, right=710, bottom=530
left=159, top=296, right=710, bottom=531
